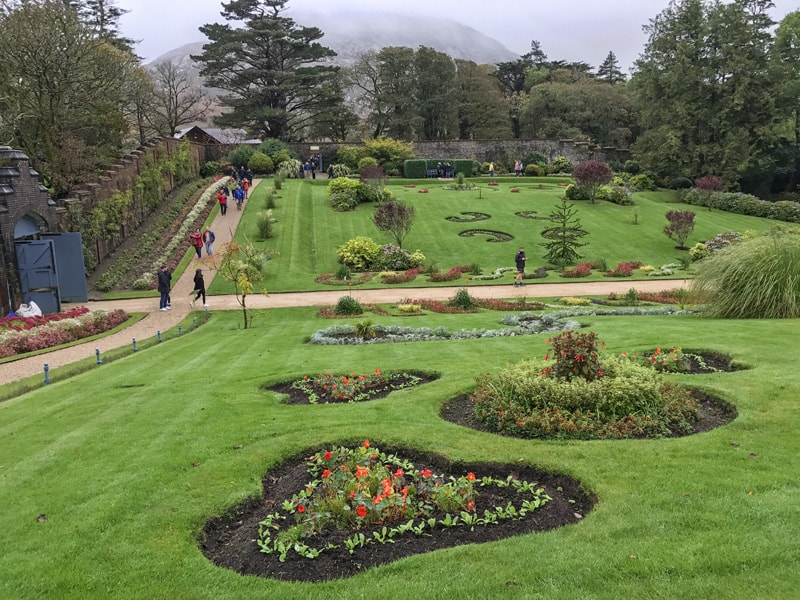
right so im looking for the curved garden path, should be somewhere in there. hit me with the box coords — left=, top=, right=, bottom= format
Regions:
left=0, top=179, right=691, bottom=385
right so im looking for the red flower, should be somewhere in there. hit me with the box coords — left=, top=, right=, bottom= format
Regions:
left=322, top=469, right=331, bottom=478
left=297, top=504, right=305, bottom=513
left=374, top=369, right=381, bottom=376
left=393, top=468, right=404, bottom=478
left=466, top=472, right=475, bottom=481
left=363, top=440, right=370, bottom=448
left=356, top=505, right=367, bottom=517
left=420, top=469, right=432, bottom=478
left=323, top=451, right=332, bottom=461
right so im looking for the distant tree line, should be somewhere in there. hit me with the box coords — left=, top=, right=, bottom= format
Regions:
left=2, top=0, right=800, bottom=196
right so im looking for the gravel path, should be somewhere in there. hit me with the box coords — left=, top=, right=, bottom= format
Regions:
left=0, top=180, right=691, bottom=385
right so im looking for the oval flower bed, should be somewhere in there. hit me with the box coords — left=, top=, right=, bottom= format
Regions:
left=0, top=307, right=130, bottom=359
left=453, top=331, right=737, bottom=440
left=200, top=441, right=594, bottom=582
left=265, top=369, right=438, bottom=404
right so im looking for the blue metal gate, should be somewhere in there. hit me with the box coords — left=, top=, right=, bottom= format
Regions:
left=15, top=239, right=60, bottom=314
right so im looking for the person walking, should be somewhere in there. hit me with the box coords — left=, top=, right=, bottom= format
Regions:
left=203, top=228, right=215, bottom=256
left=157, top=264, right=171, bottom=311
left=189, top=228, right=203, bottom=259
left=514, top=247, right=527, bottom=287
left=489, top=161, right=495, bottom=177
left=190, top=268, right=207, bottom=308
left=217, top=188, right=228, bottom=216
left=233, top=184, right=245, bottom=210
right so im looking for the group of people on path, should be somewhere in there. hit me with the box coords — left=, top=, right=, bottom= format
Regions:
left=189, top=227, right=215, bottom=259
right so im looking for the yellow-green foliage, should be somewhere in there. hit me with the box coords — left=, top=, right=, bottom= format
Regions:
left=363, top=137, right=415, bottom=164
left=558, top=297, right=592, bottom=306
left=336, top=237, right=381, bottom=270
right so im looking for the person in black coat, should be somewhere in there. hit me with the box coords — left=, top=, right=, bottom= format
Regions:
left=191, top=268, right=207, bottom=307
left=157, top=264, right=172, bottom=310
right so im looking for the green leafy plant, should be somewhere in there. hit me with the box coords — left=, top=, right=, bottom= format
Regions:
left=449, top=288, right=477, bottom=310
left=333, top=295, right=362, bottom=315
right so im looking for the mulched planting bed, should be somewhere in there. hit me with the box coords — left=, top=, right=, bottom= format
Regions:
left=200, top=447, right=595, bottom=582
left=265, top=371, right=438, bottom=404
left=441, top=351, right=739, bottom=439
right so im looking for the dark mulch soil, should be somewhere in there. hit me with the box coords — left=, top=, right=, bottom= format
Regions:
left=200, top=447, right=595, bottom=582
left=265, top=371, right=439, bottom=405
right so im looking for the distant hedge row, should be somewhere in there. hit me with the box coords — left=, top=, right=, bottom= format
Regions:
left=403, top=159, right=475, bottom=178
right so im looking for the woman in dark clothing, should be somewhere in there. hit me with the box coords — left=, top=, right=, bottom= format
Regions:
left=191, top=268, right=207, bottom=307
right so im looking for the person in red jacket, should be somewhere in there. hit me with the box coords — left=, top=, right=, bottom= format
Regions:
left=189, top=228, right=203, bottom=259
left=217, top=188, right=228, bottom=216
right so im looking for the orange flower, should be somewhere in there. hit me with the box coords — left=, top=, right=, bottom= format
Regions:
left=466, top=472, right=475, bottom=481
left=393, top=468, right=404, bottom=478
left=374, top=369, right=381, bottom=376
left=363, top=440, right=370, bottom=448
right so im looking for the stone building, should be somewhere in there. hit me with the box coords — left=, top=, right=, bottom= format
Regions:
left=0, top=146, right=62, bottom=314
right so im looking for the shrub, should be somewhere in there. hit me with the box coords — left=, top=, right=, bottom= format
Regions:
left=573, top=160, right=613, bottom=203
left=200, top=161, right=224, bottom=177
left=255, top=211, right=274, bottom=240
left=692, top=230, right=800, bottom=318
left=328, top=177, right=363, bottom=211
left=695, top=175, right=725, bottom=193
left=228, top=145, right=255, bottom=168
left=258, top=139, right=293, bottom=161
left=358, top=157, right=379, bottom=170
left=248, top=151, right=274, bottom=174
left=334, top=295, right=363, bottom=315
left=689, top=242, right=712, bottom=262
left=601, top=185, right=633, bottom=205
left=277, top=158, right=302, bottom=179
left=628, top=174, right=655, bottom=191
left=545, top=330, right=603, bottom=382
left=373, top=199, right=415, bottom=247
left=561, top=262, right=592, bottom=278
left=524, top=151, right=548, bottom=166
left=549, top=156, right=574, bottom=174
left=525, top=163, right=544, bottom=176
left=449, top=288, right=477, bottom=310
left=336, top=237, right=381, bottom=270
left=669, top=177, right=694, bottom=189
left=372, top=245, right=417, bottom=271
left=335, top=264, right=351, bottom=280
left=337, top=145, right=366, bottom=169
left=564, top=183, right=590, bottom=201
left=363, top=137, right=415, bottom=164
left=265, top=190, right=277, bottom=209
left=623, top=160, right=640, bottom=174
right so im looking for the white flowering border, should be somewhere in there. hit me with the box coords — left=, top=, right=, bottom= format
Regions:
left=132, top=177, right=231, bottom=289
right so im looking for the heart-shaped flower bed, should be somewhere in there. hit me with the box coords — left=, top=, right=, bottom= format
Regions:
left=200, top=442, right=594, bottom=581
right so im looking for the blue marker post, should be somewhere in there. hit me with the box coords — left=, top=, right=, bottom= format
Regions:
left=157, top=331, right=162, bottom=343
left=44, top=363, right=50, bottom=385
left=95, top=348, right=102, bottom=365
left=132, top=338, right=138, bottom=352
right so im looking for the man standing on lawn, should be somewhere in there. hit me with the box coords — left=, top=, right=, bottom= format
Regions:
left=514, top=247, right=527, bottom=286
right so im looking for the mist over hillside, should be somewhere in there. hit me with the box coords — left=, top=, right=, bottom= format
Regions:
left=147, top=10, right=519, bottom=72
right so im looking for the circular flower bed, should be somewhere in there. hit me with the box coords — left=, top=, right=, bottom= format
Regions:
left=452, top=331, right=737, bottom=440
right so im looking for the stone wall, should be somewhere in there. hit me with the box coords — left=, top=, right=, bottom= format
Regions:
left=0, top=146, right=60, bottom=312
left=60, top=137, right=204, bottom=267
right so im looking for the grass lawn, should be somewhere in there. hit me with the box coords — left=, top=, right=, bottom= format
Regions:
left=1, top=305, right=798, bottom=599
left=210, top=178, right=782, bottom=294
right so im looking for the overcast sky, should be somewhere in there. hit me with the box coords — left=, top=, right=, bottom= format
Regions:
left=117, top=0, right=800, bottom=71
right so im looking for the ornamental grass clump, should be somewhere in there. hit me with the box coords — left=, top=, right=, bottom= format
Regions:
left=471, top=331, right=700, bottom=439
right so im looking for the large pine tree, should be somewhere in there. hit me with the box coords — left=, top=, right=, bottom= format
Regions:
left=193, top=0, right=342, bottom=141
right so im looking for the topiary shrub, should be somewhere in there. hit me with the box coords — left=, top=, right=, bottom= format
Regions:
left=248, top=151, right=274, bottom=175
left=336, top=236, right=381, bottom=270
left=669, top=177, right=694, bottom=190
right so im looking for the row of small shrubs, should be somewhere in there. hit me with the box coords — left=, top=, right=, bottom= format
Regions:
left=680, top=188, right=800, bottom=223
